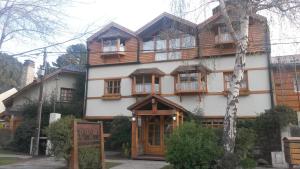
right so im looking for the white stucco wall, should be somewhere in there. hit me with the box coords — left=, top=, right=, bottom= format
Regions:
left=9, top=73, right=79, bottom=111
left=86, top=54, right=272, bottom=117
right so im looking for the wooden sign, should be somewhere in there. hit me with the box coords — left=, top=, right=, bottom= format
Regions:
left=70, top=120, right=105, bottom=169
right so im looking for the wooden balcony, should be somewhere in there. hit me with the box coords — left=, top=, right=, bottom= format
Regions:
left=132, top=83, right=160, bottom=96
left=101, top=46, right=126, bottom=57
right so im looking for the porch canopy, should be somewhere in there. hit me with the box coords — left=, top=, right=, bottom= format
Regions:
left=129, top=68, right=165, bottom=77
left=128, top=95, right=189, bottom=160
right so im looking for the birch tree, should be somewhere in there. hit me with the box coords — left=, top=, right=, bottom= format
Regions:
left=172, top=0, right=300, bottom=156
left=0, top=0, right=71, bottom=50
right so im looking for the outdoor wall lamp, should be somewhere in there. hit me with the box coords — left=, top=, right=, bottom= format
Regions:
left=132, top=116, right=136, bottom=121
left=172, top=114, right=177, bottom=121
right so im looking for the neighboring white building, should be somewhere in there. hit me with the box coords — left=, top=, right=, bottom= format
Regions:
left=3, top=65, right=85, bottom=122
left=85, top=10, right=273, bottom=159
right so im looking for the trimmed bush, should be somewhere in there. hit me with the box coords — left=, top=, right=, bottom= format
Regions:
left=165, top=122, right=222, bottom=169
left=255, top=105, right=297, bottom=162
left=79, top=147, right=101, bottom=169
left=109, top=116, right=131, bottom=156
left=10, top=119, right=35, bottom=153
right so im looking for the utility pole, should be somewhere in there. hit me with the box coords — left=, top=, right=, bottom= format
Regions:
left=34, top=48, right=47, bottom=156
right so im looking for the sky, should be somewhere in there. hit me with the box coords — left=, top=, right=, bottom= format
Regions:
left=2, top=0, right=300, bottom=70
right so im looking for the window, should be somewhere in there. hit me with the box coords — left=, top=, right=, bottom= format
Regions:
left=201, top=119, right=224, bottom=128
left=60, top=88, right=75, bottom=102
left=169, top=38, right=180, bottom=49
left=102, top=38, right=125, bottom=53
left=143, top=39, right=154, bottom=52
left=293, top=76, right=300, bottom=92
left=155, top=53, right=168, bottom=61
left=182, top=34, right=195, bottom=48
left=103, top=39, right=117, bottom=52
left=224, top=71, right=248, bottom=91
left=176, top=73, right=206, bottom=92
left=156, top=36, right=167, bottom=50
left=134, top=75, right=160, bottom=94
left=105, top=79, right=121, bottom=95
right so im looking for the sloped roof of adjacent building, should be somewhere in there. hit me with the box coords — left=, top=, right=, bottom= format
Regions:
left=3, top=64, right=85, bottom=107
left=271, top=55, right=300, bottom=65
left=0, top=88, right=17, bottom=114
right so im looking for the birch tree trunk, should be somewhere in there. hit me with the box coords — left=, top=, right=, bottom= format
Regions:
left=219, top=0, right=250, bottom=154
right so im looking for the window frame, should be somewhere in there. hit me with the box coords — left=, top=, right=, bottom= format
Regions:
left=104, top=79, right=121, bottom=96
left=174, top=72, right=207, bottom=93
left=101, top=38, right=125, bottom=53
left=223, top=71, right=249, bottom=91
left=141, top=32, right=196, bottom=61
left=293, top=75, right=300, bottom=92
left=60, top=88, right=76, bottom=102
left=132, top=74, right=161, bottom=95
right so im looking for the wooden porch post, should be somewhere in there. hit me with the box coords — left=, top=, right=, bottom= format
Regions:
left=131, top=117, right=138, bottom=159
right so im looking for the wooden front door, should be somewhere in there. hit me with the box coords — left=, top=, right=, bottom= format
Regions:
left=144, top=116, right=164, bottom=156
left=143, top=115, right=173, bottom=156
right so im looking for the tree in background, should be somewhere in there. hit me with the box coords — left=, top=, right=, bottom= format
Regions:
left=52, top=44, right=87, bottom=68
left=172, top=0, right=300, bottom=157
left=0, top=0, right=71, bottom=50
left=0, top=53, right=22, bottom=93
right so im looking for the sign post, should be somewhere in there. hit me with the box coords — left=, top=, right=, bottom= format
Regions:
left=70, top=120, right=105, bottom=169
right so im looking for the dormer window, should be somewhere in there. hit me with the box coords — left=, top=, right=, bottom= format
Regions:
left=101, top=38, right=125, bottom=55
left=130, top=68, right=165, bottom=96
left=171, top=65, right=211, bottom=94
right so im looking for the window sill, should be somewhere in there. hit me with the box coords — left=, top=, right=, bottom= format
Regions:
left=222, top=90, right=250, bottom=96
left=132, top=92, right=161, bottom=96
left=175, top=90, right=207, bottom=95
left=102, top=95, right=121, bottom=100
left=101, top=51, right=125, bottom=56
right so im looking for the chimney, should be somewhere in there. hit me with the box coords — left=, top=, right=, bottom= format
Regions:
left=20, top=60, right=35, bottom=88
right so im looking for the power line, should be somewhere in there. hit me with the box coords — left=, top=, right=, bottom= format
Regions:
left=12, top=40, right=300, bottom=58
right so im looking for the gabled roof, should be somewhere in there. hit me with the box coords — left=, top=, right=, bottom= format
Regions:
left=127, top=94, right=189, bottom=113
left=129, top=68, right=165, bottom=77
left=136, top=12, right=197, bottom=36
left=87, top=22, right=136, bottom=42
left=198, top=11, right=267, bottom=29
left=3, top=65, right=85, bottom=107
left=171, top=64, right=212, bottom=75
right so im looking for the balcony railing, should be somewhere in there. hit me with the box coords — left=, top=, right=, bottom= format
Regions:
left=215, top=33, right=234, bottom=45
left=175, top=82, right=206, bottom=93
left=102, top=45, right=125, bottom=56
left=135, top=83, right=159, bottom=94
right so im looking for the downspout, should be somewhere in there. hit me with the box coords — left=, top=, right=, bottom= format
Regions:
left=83, top=41, right=90, bottom=118
left=265, top=23, right=275, bottom=108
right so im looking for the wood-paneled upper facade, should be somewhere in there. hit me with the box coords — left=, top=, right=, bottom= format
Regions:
left=87, top=11, right=268, bottom=66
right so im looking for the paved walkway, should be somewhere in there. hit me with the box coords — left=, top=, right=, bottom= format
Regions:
left=0, top=157, right=65, bottom=169
left=0, top=156, right=294, bottom=169
left=108, top=159, right=168, bottom=169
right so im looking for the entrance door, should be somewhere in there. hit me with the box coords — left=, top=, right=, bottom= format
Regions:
left=144, top=116, right=164, bottom=155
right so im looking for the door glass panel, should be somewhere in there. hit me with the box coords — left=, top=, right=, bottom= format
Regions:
left=164, top=116, right=173, bottom=138
left=148, top=117, right=161, bottom=146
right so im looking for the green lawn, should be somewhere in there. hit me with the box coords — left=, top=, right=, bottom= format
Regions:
left=0, top=157, right=21, bottom=166
left=106, top=162, right=122, bottom=169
